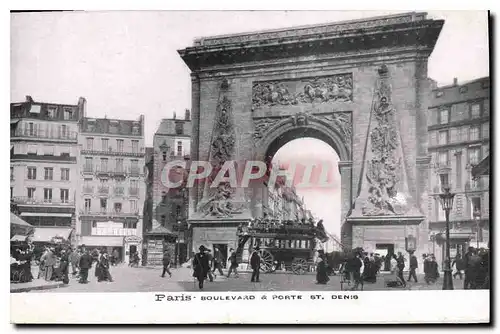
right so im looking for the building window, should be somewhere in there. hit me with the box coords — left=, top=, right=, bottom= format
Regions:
left=101, top=138, right=109, bottom=151
left=131, top=160, right=139, bottom=173
left=175, top=205, right=182, bottom=218
left=28, top=122, right=35, bottom=136
left=162, top=151, right=167, bottom=162
left=177, top=141, right=182, bottom=156
left=86, top=138, right=94, bottom=150
left=100, top=198, right=107, bottom=211
left=438, top=151, right=449, bottom=167
left=470, top=103, right=481, bottom=119
left=27, top=187, right=36, bottom=199
left=43, top=188, right=52, bottom=203
left=117, top=139, right=124, bottom=153
left=469, top=126, right=480, bottom=141
left=27, top=167, right=37, bottom=180
left=85, top=198, right=91, bottom=212
left=114, top=203, right=122, bottom=213
left=116, top=158, right=124, bottom=172
left=130, top=200, right=137, bottom=212
left=132, top=140, right=139, bottom=154
left=61, top=168, right=70, bottom=181
left=439, top=173, right=449, bottom=189
left=161, top=215, right=166, bottom=225
left=60, top=189, right=69, bottom=203
left=84, top=157, right=93, bottom=172
left=468, top=147, right=481, bottom=165
left=438, top=130, right=449, bottom=145
left=100, top=158, right=108, bottom=172
left=482, top=123, right=489, bottom=139
left=63, top=108, right=73, bottom=120
left=10, top=187, right=13, bottom=199
left=10, top=167, right=14, bottom=181
left=44, top=167, right=54, bottom=180
left=130, top=180, right=138, bottom=189
left=175, top=123, right=183, bottom=135
left=471, top=197, right=481, bottom=219
left=439, top=109, right=449, bottom=124
left=47, top=107, right=56, bottom=119
left=61, top=124, right=68, bottom=138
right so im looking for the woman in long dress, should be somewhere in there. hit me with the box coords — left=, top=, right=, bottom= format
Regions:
left=316, top=254, right=330, bottom=284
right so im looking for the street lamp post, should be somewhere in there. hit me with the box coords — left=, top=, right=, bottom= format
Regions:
left=438, top=186, right=455, bottom=290
left=473, top=210, right=481, bottom=249
left=176, top=220, right=181, bottom=268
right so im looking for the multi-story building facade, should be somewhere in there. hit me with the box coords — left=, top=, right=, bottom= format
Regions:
left=10, top=96, right=85, bottom=245
left=77, top=116, right=146, bottom=264
left=146, top=110, right=191, bottom=265
left=427, top=76, right=490, bottom=266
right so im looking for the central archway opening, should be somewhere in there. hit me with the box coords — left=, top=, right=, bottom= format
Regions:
left=265, top=135, right=342, bottom=251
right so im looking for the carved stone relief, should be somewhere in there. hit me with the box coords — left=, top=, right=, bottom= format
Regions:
left=362, top=65, right=408, bottom=216
left=198, top=90, right=243, bottom=218
left=252, top=74, right=353, bottom=110
left=318, top=112, right=352, bottom=145
left=253, top=118, right=281, bottom=141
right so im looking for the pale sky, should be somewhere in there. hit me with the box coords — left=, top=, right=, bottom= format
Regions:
left=10, top=11, right=489, bottom=236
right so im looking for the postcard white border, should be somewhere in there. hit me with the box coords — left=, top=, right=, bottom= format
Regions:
left=10, top=290, right=489, bottom=324
left=4, top=1, right=496, bottom=328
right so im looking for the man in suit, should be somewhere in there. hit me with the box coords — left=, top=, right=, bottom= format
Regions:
left=78, top=247, right=93, bottom=284
left=408, top=251, right=418, bottom=283
left=250, top=246, right=261, bottom=282
left=192, top=245, right=210, bottom=290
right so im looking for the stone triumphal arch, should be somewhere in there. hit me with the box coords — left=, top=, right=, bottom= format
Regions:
left=178, top=12, right=444, bottom=258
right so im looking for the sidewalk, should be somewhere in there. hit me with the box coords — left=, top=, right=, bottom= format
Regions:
left=10, top=279, right=66, bottom=293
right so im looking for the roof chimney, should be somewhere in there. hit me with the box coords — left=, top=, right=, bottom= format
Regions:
left=173, top=111, right=176, bottom=119
left=25, top=95, right=34, bottom=103
left=78, top=97, right=87, bottom=118
left=185, top=109, right=191, bottom=121
left=453, top=78, right=458, bottom=86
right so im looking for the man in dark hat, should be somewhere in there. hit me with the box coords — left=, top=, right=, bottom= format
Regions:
left=250, top=246, right=261, bottom=282
left=78, top=247, right=93, bottom=284
left=227, top=248, right=239, bottom=278
left=192, top=245, right=210, bottom=290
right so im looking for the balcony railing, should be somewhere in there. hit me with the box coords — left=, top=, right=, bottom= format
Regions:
left=83, top=165, right=143, bottom=177
left=83, top=186, right=94, bottom=194
left=465, top=180, right=487, bottom=192
left=97, top=186, right=109, bottom=195
left=12, top=196, right=75, bottom=206
left=79, top=209, right=140, bottom=217
left=11, top=128, right=78, bottom=141
left=80, top=148, right=145, bottom=157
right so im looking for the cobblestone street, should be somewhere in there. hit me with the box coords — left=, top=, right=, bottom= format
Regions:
left=32, top=264, right=465, bottom=293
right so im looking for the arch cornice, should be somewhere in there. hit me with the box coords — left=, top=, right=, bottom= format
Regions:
left=253, top=111, right=351, bottom=162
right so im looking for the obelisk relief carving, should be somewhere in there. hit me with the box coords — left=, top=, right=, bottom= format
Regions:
left=350, top=65, right=421, bottom=218
left=197, top=80, right=246, bottom=218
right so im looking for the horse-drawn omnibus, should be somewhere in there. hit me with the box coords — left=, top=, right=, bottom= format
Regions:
left=236, top=218, right=328, bottom=274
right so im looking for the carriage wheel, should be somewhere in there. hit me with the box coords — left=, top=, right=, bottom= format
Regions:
left=258, top=249, right=275, bottom=273
left=291, top=258, right=307, bottom=275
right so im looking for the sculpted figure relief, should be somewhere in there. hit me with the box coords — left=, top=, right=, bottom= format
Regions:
left=362, top=65, right=406, bottom=216
left=252, top=74, right=353, bottom=110
left=200, top=183, right=244, bottom=218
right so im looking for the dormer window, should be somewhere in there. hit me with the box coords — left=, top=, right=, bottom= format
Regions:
left=63, top=108, right=73, bottom=120
left=47, top=107, right=57, bottom=119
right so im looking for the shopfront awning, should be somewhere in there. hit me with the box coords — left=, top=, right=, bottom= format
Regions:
left=11, top=213, right=32, bottom=228
left=79, top=236, right=124, bottom=247
left=11, top=235, right=27, bottom=242
left=32, top=227, right=73, bottom=243
left=20, top=213, right=73, bottom=217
